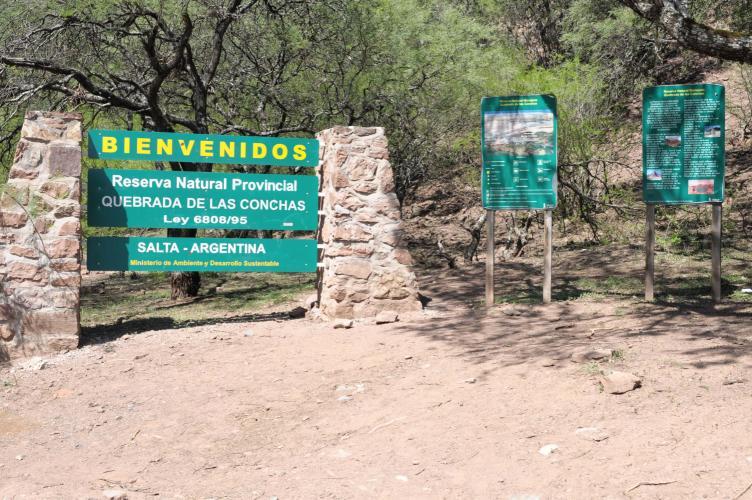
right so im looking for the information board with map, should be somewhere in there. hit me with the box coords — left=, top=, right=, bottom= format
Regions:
left=481, top=95, right=558, bottom=210
left=643, top=84, right=725, bottom=204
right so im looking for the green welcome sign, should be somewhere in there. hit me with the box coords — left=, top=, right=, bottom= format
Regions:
left=86, top=129, right=321, bottom=273
left=87, top=237, right=317, bottom=272
left=88, top=168, right=318, bottom=230
left=88, top=129, right=319, bottom=167
left=643, top=84, right=725, bottom=204
left=481, top=95, right=558, bottom=210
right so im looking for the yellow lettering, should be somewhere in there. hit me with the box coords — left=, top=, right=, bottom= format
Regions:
left=101, top=136, right=117, bottom=153
left=178, top=139, right=195, bottom=156
left=200, top=140, right=213, bottom=157
left=219, top=141, right=235, bottom=158
left=272, top=144, right=288, bottom=160
left=156, top=139, right=173, bottom=156
left=240, top=142, right=247, bottom=158
left=136, top=137, right=151, bottom=155
left=124, top=137, right=131, bottom=154
left=252, top=143, right=267, bottom=159
left=292, top=144, right=307, bottom=161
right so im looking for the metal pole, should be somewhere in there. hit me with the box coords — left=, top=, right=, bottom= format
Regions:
left=485, top=210, right=495, bottom=307
left=645, top=204, right=655, bottom=302
left=543, top=209, right=553, bottom=303
left=712, top=203, right=722, bottom=304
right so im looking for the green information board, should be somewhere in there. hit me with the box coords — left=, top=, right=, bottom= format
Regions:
left=88, top=168, right=318, bottom=230
left=643, top=84, right=725, bottom=204
left=88, top=129, right=319, bottom=167
left=87, top=237, right=317, bottom=272
left=481, top=95, right=558, bottom=210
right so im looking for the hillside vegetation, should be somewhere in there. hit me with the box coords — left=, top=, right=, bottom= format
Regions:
left=0, top=0, right=750, bottom=292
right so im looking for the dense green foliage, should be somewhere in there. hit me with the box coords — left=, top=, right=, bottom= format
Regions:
left=0, top=0, right=749, bottom=237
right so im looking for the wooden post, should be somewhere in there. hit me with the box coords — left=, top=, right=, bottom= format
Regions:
left=485, top=210, right=495, bottom=307
left=645, top=204, right=655, bottom=302
left=712, top=203, right=722, bottom=304
left=543, top=209, right=553, bottom=303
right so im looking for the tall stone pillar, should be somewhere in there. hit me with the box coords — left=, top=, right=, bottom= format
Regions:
left=0, top=111, right=82, bottom=361
left=316, top=126, right=421, bottom=319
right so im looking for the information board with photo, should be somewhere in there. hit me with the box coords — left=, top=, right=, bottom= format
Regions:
left=481, top=95, right=558, bottom=210
left=642, top=84, right=725, bottom=204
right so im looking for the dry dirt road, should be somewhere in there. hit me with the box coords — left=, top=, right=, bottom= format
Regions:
left=2, top=259, right=752, bottom=499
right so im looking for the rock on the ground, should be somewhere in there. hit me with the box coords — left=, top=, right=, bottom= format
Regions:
left=375, top=311, right=399, bottom=324
left=102, top=490, right=128, bottom=500
left=600, top=371, right=641, bottom=394
left=571, top=348, right=612, bottom=363
left=575, top=427, right=609, bottom=442
left=333, top=318, right=354, bottom=329
left=538, top=444, right=558, bottom=456
left=540, top=358, right=556, bottom=367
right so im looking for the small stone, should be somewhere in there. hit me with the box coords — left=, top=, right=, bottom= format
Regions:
left=333, top=318, right=353, bottom=329
left=395, top=475, right=409, bottom=482
left=540, top=358, right=556, bottom=367
left=102, top=490, right=128, bottom=500
left=464, top=378, right=477, bottom=384
left=571, top=348, right=612, bottom=363
left=375, top=311, right=398, bottom=324
left=575, top=427, right=609, bottom=442
left=502, top=306, right=524, bottom=316
left=337, top=395, right=352, bottom=402
left=600, top=371, right=641, bottom=394
left=0, top=323, right=14, bottom=341
left=15, top=454, right=24, bottom=461
left=538, top=444, right=558, bottom=456
left=243, top=329, right=254, bottom=337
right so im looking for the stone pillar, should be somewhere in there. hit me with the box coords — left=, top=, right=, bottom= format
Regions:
left=316, top=126, right=421, bottom=319
left=0, top=111, right=82, bottom=361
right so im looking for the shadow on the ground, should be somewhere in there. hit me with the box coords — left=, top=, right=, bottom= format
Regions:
left=402, top=249, right=752, bottom=378
left=80, top=310, right=296, bottom=347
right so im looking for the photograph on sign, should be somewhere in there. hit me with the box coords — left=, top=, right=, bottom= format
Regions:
left=88, top=168, right=319, bottom=231
left=642, top=84, right=725, bottom=205
left=481, top=94, right=558, bottom=210
left=87, top=237, right=317, bottom=273
left=88, top=129, right=319, bottom=167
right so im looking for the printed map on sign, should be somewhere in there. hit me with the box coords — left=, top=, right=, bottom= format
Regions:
left=642, top=84, right=725, bottom=204
left=481, top=95, right=558, bottom=210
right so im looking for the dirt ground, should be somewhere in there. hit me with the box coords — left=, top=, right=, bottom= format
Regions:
left=2, top=245, right=752, bottom=499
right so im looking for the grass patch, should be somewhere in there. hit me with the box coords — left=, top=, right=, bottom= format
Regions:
left=81, top=272, right=315, bottom=328
left=582, top=361, right=602, bottom=376
left=573, top=276, right=642, bottom=296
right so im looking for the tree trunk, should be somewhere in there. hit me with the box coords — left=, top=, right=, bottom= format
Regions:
left=165, top=160, right=210, bottom=299
left=168, top=227, right=200, bottom=299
